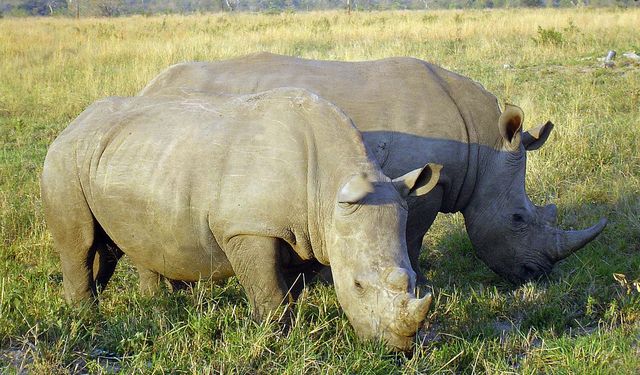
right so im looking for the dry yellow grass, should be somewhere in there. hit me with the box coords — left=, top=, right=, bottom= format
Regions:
left=1, top=8, right=639, bottom=373
left=1, top=9, right=638, bottom=118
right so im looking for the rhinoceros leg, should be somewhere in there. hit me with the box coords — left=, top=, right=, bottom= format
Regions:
left=42, top=179, right=99, bottom=304
left=282, top=261, right=326, bottom=300
left=136, top=268, right=193, bottom=295
left=276, top=241, right=326, bottom=299
left=165, top=279, right=195, bottom=292
left=137, top=267, right=162, bottom=295
left=92, top=237, right=123, bottom=293
left=225, top=235, right=292, bottom=321
left=405, top=187, right=443, bottom=284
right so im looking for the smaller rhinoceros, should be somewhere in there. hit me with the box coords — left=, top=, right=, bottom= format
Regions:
left=41, top=88, right=441, bottom=351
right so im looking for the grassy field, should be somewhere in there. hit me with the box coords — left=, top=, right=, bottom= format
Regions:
left=1, top=8, right=639, bottom=373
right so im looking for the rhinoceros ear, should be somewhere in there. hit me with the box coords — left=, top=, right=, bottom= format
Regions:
left=522, top=121, right=554, bottom=151
left=498, top=104, right=524, bottom=151
left=337, top=173, right=374, bottom=204
left=392, top=163, right=442, bottom=197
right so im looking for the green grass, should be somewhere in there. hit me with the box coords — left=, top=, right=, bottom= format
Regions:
left=1, top=8, right=639, bottom=373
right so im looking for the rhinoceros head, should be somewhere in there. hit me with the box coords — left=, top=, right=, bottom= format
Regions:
left=327, top=163, right=441, bottom=351
left=463, top=105, right=607, bottom=284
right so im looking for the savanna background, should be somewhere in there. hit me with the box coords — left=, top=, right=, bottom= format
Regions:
left=1, top=6, right=639, bottom=374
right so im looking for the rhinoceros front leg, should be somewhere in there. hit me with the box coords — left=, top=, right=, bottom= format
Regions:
left=282, top=260, right=326, bottom=300
left=225, top=235, right=292, bottom=321
left=405, top=186, right=443, bottom=284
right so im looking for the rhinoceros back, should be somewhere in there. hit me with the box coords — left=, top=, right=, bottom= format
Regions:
left=141, top=53, right=501, bottom=145
left=139, top=53, right=502, bottom=212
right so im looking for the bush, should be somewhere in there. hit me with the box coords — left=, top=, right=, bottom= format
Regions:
left=533, top=25, right=564, bottom=46
left=521, top=0, right=544, bottom=6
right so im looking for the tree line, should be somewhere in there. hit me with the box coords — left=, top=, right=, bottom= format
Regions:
left=1, top=0, right=637, bottom=17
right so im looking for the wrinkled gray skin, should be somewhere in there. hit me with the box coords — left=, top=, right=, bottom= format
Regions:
left=139, top=53, right=607, bottom=284
left=41, top=88, right=439, bottom=351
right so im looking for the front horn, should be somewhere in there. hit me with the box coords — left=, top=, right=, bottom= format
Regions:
left=408, top=293, right=432, bottom=324
left=553, top=218, right=608, bottom=260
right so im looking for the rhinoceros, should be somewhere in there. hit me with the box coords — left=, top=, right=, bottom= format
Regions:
left=138, top=53, right=607, bottom=284
left=41, top=88, right=441, bottom=350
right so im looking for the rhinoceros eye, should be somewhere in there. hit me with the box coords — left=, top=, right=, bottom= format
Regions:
left=512, top=213, right=532, bottom=226
left=354, top=280, right=365, bottom=294
left=510, top=213, right=529, bottom=232
left=338, top=201, right=362, bottom=216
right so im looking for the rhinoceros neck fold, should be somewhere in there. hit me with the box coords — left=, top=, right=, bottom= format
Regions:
left=424, top=66, right=479, bottom=214
left=446, top=142, right=477, bottom=214
left=428, top=64, right=503, bottom=214
left=290, top=90, right=381, bottom=266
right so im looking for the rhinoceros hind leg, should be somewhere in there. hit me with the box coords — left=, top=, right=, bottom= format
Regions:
left=43, top=174, right=101, bottom=304
left=92, top=232, right=123, bottom=293
left=47, top=214, right=104, bottom=304
left=137, top=271, right=194, bottom=295
left=57, top=232, right=99, bottom=304
left=226, top=235, right=291, bottom=321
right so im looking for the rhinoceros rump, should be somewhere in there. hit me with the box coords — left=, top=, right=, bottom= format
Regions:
left=139, top=53, right=607, bottom=284
left=41, top=88, right=440, bottom=351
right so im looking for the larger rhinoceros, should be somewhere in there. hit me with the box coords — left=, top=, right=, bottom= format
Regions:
left=139, top=53, right=607, bottom=284
left=41, top=88, right=440, bottom=351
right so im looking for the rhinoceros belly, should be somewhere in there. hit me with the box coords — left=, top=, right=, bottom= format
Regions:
left=90, top=181, right=233, bottom=281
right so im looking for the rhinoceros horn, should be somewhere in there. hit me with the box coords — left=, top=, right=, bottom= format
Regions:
left=408, top=293, right=432, bottom=322
left=552, top=218, right=608, bottom=261
left=384, top=267, right=432, bottom=321
left=391, top=293, right=432, bottom=337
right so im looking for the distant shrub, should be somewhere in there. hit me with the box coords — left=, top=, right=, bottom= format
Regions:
left=521, top=0, right=544, bottom=6
left=532, top=21, right=580, bottom=47
left=312, top=16, right=331, bottom=31
left=533, top=25, right=564, bottom=46
left=422, top=14, right=438, bottom=23
left=263, top=7, right=281, bottom=14
left=94, top=0, right=123, bottom=17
